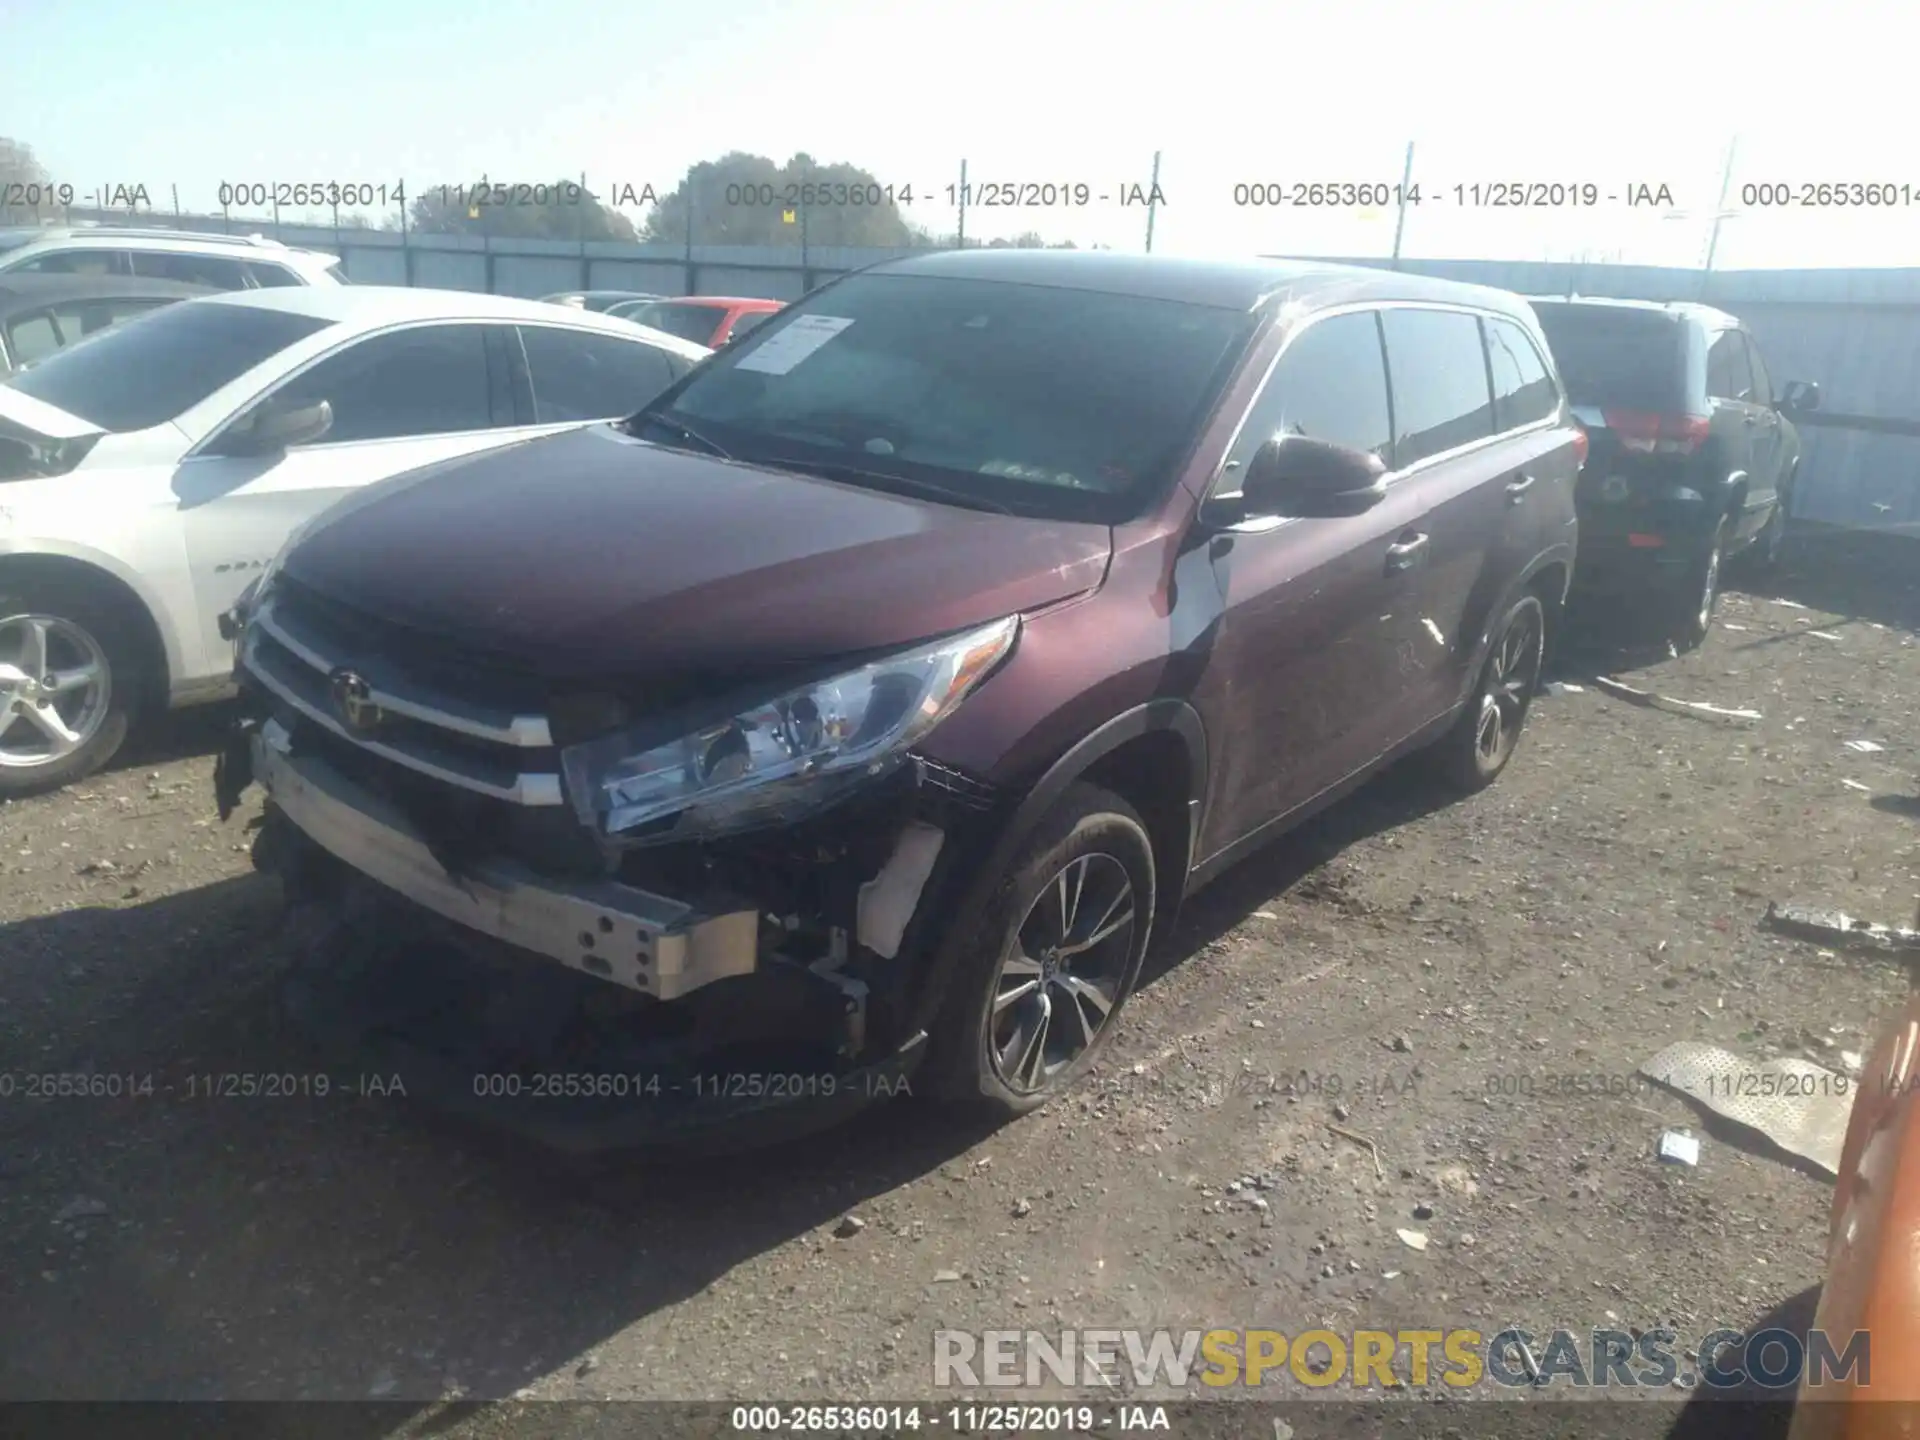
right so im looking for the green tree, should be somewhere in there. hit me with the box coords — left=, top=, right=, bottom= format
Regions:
left=641, top=152, right=922, bottom=247
left=0, top=138, right=53, bottom=225
left=406, top=178, right=638, bottom=241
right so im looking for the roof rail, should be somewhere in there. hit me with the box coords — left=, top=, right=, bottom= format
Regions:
left=49, top=224, right=294, bottom=249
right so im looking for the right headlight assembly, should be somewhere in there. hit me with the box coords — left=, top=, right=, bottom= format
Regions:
left=561, top=615, right=1019, bottom=845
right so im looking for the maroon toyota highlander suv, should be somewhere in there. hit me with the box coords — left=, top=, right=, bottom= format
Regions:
left=217, top=250, right=1582, bottom=1150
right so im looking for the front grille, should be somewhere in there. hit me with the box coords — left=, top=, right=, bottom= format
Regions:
left=272, top=578, right=553, bottom=712
left=241, top=584, right=566, bottom=807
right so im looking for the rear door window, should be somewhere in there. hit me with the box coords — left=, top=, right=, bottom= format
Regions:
left=1531, top=303, right=1687, bottom=411
left=130, top=252, right=255, bottom=290
left=1707, top=329, right=1754, bottom=402
left=1381, top=308, right=1496, bottom=466
left=518, top=326, right=681, bottom=422
left=1484, top=317, right=1560, bottom=431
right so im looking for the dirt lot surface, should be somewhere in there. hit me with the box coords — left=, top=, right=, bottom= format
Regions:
left=1, top=528, right=1916, bottom=1434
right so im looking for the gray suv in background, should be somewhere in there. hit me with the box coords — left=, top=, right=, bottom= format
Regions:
left=1531, top=297, right=1821, bottom=649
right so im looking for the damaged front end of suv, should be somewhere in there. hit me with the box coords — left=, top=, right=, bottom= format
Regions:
left=220, top=565, right=1025, bottom=1152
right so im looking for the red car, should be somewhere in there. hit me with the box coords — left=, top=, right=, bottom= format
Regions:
left=609, top=295, right=782, bottom=348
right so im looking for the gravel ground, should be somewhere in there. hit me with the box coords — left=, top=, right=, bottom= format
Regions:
left=1, top=528, right=1916, bottom=1431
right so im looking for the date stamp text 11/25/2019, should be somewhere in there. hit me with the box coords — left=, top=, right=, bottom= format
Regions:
left=1230, top=180, right=1679, bottom=209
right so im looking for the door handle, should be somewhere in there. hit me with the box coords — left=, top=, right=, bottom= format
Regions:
left=1385, top=533, right=1429, bottom=573
left=1505, top=474, right=1537, bottom=504
left=1742, top=414, right=1758, bottom=426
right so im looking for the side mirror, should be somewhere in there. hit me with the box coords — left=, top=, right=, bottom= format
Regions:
left=1780, top=380, right=1821, bottom=415
left=1239, top=433, right=1389, bottom=518
left=229, top=396, right=333, bottom=455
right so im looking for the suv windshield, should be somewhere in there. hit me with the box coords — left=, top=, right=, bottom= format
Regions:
left=1531, top=302, right=1687, bottom=411
left=2, top=301, right=332, bottom=432
left=645, top=273, right=1255, bottom=520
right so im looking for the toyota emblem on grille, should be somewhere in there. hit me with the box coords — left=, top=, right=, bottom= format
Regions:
left=328, top=669, right=383, bottom=733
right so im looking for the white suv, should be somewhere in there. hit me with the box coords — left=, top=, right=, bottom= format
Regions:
left=0, top=226, right=347, bottom=290
left=0, top=286, right=710, bottom=793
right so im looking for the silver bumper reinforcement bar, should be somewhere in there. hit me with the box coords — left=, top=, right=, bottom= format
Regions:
left=252, top=719, right=760, bottom=1000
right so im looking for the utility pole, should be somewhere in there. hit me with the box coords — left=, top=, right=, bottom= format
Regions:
left=1699, top=136, right=1739, bottom=298
left=957, top=159, right=968, bottom=248
left=1390, top=142, right=1415, bottom=268
left=1145, top=150, right=1161, bottom=253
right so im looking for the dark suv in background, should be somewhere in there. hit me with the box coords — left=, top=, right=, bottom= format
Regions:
left=220, top=251, right=1581, bottom=1148
left=1530, top=297, right=1821, bottom=648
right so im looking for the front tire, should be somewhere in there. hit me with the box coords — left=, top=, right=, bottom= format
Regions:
left=0, top=584, right=140, bottom=797
left=1431, top=593, right=1545, bottom=793
left=923, top=783, right=1156, bottom=1118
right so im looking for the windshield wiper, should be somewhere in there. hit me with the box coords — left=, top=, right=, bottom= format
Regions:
left=625, top=410, right=731, bottom=459
left=762, top=457, right=1016, bottom=516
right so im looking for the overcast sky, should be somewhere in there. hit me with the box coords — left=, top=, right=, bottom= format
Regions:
left=9, top=0, right=1918, bottom=268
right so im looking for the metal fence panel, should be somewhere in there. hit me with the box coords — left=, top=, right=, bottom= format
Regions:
left=409, top=248, right=489, bottom=292
left=491, top=253, right=587, bottom=298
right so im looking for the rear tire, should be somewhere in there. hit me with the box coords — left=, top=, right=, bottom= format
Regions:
left=0, top=581, right=141, bottom=797
left=922, top=783, right=1156, bottom=1118
left=1671, top=515, right=1729, bottom=652
left=1430, top=594, right=1545, bottom=793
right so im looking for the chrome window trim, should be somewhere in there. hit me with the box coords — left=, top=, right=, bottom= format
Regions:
left=1208, top=299, right=1569, bottom=503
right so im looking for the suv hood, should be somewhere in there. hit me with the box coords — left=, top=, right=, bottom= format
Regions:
left=283, top=425, right=1113, bottom=679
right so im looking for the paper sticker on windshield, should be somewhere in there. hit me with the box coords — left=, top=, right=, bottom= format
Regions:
left=733, top=315, right=854, bottom=375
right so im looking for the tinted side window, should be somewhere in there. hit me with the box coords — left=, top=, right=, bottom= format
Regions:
left=247, top=263, right=302, bottom=289
left=1223, top=311, right=1392, bottom=485
left=1485, top=317, right=1559, bottom=431
left=15, top=249, right=134, bottom=277
left=629, top=301, right=723, bottom=345
left=1706, top=330, right=1753, bottom=401
left=1381, top=308, right=1495, bottom=465
left=269, top=323, right=493, bottom=443
left=131, top=252, right=254, bottom=290
left=1741, top=333, right=1773, bottom=405
left=5, top=313, right=61, bottom=367
left=520, top=326, right=678, bottom=422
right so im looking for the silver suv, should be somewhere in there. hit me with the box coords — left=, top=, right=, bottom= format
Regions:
left=0, top=227, right=347, bottom=289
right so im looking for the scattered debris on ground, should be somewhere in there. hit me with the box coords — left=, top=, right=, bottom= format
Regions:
left=1590, top=674, right=1763, bottom=722
left=1657, top=1131, right=1702, bottom=1167
left=1765, top=901, right=1920, bottom=956
left=1640, top=1041, right=1856, bottom=1177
